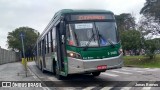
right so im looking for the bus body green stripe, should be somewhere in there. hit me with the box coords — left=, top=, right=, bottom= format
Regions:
left=66, top=43, right=121, bottom=60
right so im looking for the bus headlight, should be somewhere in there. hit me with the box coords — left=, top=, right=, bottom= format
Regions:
left=67, top=51, right=82, bottom=59
left=119, top=48, right=123, bottom=54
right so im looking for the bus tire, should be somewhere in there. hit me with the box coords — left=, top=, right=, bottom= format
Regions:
left=92, top=72, right=101, bottom=76
left=53, top=60, right=56, bottom=75
left=56, top=66, right=63, bottom=80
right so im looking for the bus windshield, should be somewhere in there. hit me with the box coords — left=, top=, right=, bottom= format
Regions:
left=67, top=22, right=118, bottom=47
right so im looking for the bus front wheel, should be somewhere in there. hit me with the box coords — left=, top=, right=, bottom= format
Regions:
left=55, top=66, right=63, bottom=80
left=92, top=72, right=101, bottom=76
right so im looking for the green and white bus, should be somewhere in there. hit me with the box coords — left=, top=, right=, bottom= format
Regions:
left=34, top=9, right=123, bottom=79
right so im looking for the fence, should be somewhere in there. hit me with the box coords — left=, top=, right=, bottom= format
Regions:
left=0, top=47, right=20, bottom=65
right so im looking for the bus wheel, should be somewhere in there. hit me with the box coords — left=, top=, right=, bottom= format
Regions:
left=56, top=67, right=63, bottom=80
left=92, top=72, right=101, bottom=76
left=53, top=60, right=56, bottom=75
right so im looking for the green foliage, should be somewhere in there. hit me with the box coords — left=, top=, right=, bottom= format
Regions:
left=144, top=39, right=158, bottom=59
left=120, top=30, right=141, bottom=51
left=7, top=27, right=39, bottom=57
left=115, top=13, right=142, bottom=55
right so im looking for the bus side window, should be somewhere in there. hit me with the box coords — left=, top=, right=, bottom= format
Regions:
left=50, top=30, right=53, bottom=53
left=41, top=40, right=42, bottom=55
left=45, top=35, right=48, bottom=54
left=52, top=27, right=56, bottom=52
left=48, top=32, right=51, bottom=53
left=42, top=39, right=45, bottom=55
left=38, top=41, right=41, bottom=56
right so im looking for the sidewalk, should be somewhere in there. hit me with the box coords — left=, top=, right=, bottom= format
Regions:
left=0, top=62, right=43, bottom=90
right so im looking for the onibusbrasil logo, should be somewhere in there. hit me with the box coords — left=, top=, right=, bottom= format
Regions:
left=1, top=82, right=42, bottom=87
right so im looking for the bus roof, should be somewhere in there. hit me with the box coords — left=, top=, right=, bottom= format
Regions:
left=54, top=9, right=114, bottom=17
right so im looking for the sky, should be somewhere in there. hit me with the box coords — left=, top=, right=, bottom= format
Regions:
left=0, top=0, right=146, bottom=49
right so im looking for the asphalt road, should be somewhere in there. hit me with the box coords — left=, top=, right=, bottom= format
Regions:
left=27, top=61, right=160, bottom=90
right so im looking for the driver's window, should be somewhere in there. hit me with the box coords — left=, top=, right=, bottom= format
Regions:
left=66, top=24, right=77, bottom=46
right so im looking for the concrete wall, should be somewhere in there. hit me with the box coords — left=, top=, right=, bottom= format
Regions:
left=0, top=47, right=20, bottom=65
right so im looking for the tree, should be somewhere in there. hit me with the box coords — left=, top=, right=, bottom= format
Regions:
left=139, top=0, right=160, bottom=59
left=144, top=39, right=157, bottom=59
left=140, top=0, right=160, bottom=23
left=115, top=13, right=136, bottom=31
left=115, top=13, right=139, bottom=55
left=138, top=15, right=160, bottom=39
left=7, top=27, right=39, bottom=57
left=120, top=30, right=142, bottom=55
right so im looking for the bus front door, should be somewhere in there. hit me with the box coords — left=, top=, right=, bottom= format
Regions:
left=56, top=27, right=66, bottom=76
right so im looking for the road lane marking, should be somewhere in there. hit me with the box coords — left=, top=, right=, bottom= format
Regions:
left=82, top=87, right=95, bottom=90
left=144, top=68, right=150, bottom=69
left=64, top=87, right=75, bottom=90
left=101, top=73, right=119, bottom=77
left=43, top=87, right=50, bottom=90
left=124, top=67, right=160, bottom=73
left=121, top=68, right=144, bottom=73
left=110, top=70, right=132, bottom=74
left=141, top=87, right=152, bottom=90
left=130, top=68, right=143, bottom=71
left=101, top=87, right=113, bottom=90
left=132, top=68, right=151, bottom=71
left=130, top=68, right=159, bottom=72
left=120, top=87, right=132, bottom=90
left=146, top=69, right=159, bottom=71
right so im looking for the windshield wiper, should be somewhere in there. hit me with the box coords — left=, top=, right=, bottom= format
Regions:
left=83, top=33, right=95, bottom=51
left=96, top=28, right=115, bottom=48
left=106, top=37, right=115, bottom=48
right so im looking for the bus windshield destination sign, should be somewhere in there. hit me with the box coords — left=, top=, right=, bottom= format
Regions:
left=78, top=15, right=105, bottom=20
left=70, top=14, right=114, bottom=21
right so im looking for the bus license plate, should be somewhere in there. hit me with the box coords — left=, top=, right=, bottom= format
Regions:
left=97, top=65, right=107, bottom=70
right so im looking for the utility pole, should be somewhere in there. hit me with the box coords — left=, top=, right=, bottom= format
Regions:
left=20, top=32, right=27, bottom=77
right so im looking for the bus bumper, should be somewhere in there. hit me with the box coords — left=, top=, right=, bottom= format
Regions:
left=68, top=54, right=123, bottom=74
